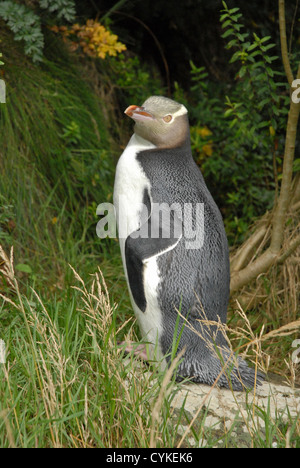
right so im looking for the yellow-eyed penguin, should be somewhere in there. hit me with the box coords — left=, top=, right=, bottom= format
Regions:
left=113, top=96, right=264, bottom=390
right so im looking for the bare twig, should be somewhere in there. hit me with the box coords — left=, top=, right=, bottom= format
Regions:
left=288, top=0, right=299, bottom=56
left=230, top=8, right=300, bottom=292
left=279, top=0, right=294, bottom=86
left=0, top=410, right=16, bottom=448
left=113, top=11, right=171, bottom=96
left=277, top=233, right=300, bottom=264
left=270, top=63, right=300, bottom=254
left=231, top=224, right=268, bottom=272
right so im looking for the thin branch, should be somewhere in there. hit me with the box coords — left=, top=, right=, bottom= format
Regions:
left=230, top=2, right=299, bottom=293
left=288, top=0, right=299, bottom=55
left=112, top=11, right=171, bottom=97
left=291, top=173, right=300, bottom=204
left=231, top=224, right=268, bottom=272
left=277, top=233, right=300, bottom=264
left=279, top=0, right=294, bottom=86
left=100, top=0, right=130, bottom=22
left=231, top=65, right=300, bottom=292
left=230, top=250, right=277, bottom=293
left=270, top=64, right=300, bottom=254
left=291, top=200, right=300, bottom=212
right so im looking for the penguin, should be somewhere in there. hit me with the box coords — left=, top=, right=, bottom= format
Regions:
left=113, top=96, right=264, bottom=391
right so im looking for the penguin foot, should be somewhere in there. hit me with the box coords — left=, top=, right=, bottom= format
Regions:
left=118, top=341, right=149, bottom=361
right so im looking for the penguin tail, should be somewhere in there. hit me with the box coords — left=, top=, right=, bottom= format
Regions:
left=175, top=345, right=265, bottom=392
left=163, top=307, right=265, bottom=391
left=220, top=350, right=265, bottom=391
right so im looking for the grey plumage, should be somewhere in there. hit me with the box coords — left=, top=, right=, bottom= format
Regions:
left=115, top=96, right=264, bottom=391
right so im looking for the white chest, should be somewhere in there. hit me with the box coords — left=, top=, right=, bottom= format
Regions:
left=113, top=134, right=165, bottom=361
left=113, top=134, right=155, bottom=255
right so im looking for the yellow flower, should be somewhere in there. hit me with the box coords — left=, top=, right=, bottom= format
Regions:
left=51, top=20, right=126, bottom=59
left=202, top=143, right=213, bottom=156
left=269, top=126, right=276, bottom=137
left=197, top=126, right=213, bottom=138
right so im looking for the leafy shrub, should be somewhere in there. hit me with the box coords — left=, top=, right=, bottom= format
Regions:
left=0, top=0, right=76, bottom=62
left=108, top=54, right=165, bottom=105
left=220, top=2, right=288, bottom=138
left=50, top=20, right=126, bottom=59
left=39, top=0, right=76, bottom=22
left=175, top=3, right=290, bottom=244
left=0, top=194, right=15, bottom=244
left=0, top=36, right=114, bottom=283
left=0, top=1, right=44, bottom=62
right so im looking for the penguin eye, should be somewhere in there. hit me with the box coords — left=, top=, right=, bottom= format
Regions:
left=163, top=114, right=173, bottom=123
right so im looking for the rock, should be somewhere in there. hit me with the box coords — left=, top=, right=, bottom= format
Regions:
left=170, top=379, right=300, bottom=447
left=123, top=355, right=299, bottom=446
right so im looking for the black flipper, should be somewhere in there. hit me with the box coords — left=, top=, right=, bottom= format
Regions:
left=125, top=188, right=182, bottom=312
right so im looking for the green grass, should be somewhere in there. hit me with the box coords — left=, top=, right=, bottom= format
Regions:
left=0, top=248, right=299, bottom=448
left=0, top=25, right=299, bottom=448
left=0, top=27, right=114, bottom=294
left=0, top=250, right=183, bottom=448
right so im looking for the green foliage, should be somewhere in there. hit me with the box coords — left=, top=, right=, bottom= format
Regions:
left=39, top=0, right=76, bottom=22
left=0, top=0, right=76, bottom=62
left=175, top=4, right=290, bottom=244
left=0, top=38, right=114, bottom=285
left=0, top=1, right=44, bottom=62
left=0, top=248, right=299, bottom=448
left=0, top=2, right=299, bottom=448
left=293, top=158, right=300, bottom=173
left=0, top=194, right=14, bottom=244
left=107, top=54, right=165, bottom=105
left=0, top=52, right=3, bottom=66
left=220, top=2, right=288, bottom=137
left=0, top=20, right=165, bottom=291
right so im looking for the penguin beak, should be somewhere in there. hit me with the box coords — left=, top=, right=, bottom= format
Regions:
left=124, top=105, right=154, bottom=122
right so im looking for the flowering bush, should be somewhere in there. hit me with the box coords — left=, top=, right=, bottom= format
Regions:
left=51, top=20, right=126, bottom=59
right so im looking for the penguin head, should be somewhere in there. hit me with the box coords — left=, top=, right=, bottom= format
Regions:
left=124, top=96, right=189, bottom=148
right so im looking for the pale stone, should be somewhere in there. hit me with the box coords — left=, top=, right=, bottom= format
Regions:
left=170, top=380, right=300, bottom=432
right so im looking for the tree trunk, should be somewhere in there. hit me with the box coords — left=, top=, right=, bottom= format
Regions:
left=230, top=0, right=300, bottom=294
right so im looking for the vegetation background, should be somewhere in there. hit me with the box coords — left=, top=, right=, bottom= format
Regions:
left=0, top=0, right=299, bottom=448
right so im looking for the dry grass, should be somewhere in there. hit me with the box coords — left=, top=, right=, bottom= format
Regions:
left=1, top=243, right=299, bottom=447
left=0, top=245, right=180, bottom=447
left=230, top=202, right=300, bottom=384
